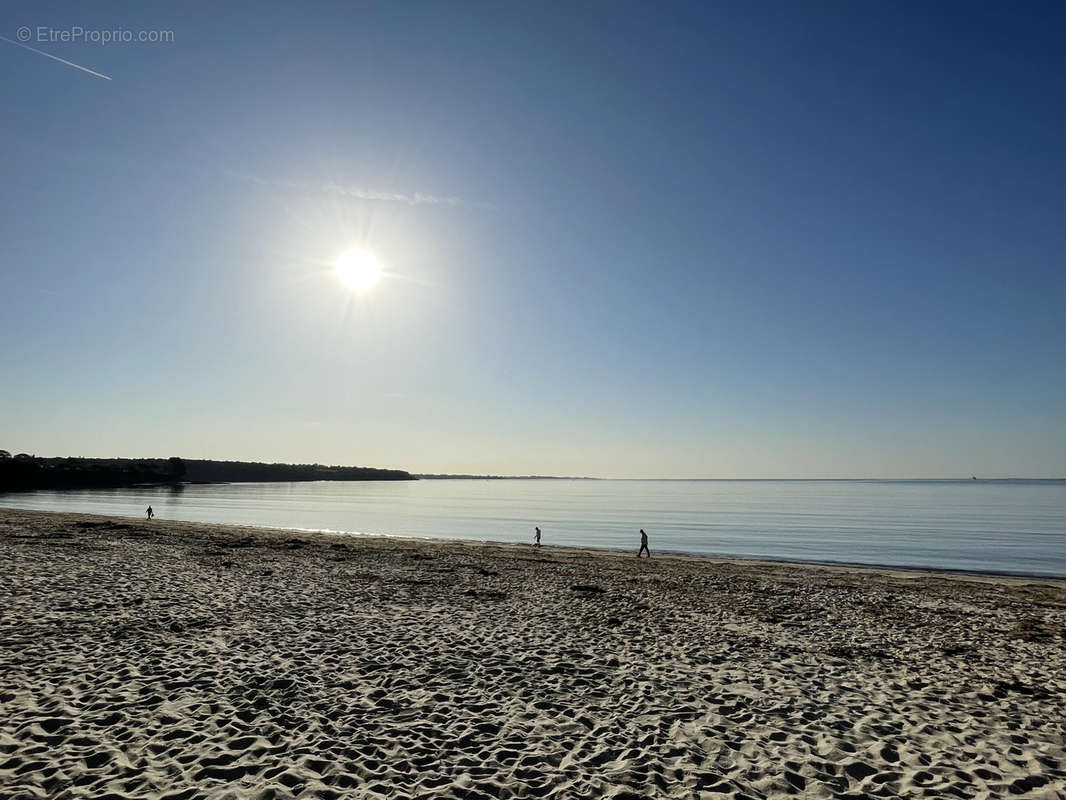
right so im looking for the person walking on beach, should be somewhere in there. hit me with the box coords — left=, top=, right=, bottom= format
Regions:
left=637, top=528, right=650, bottom=557
left=534, top=526, right=542, bottom=547
left=145, top=505, right=154, bottom=520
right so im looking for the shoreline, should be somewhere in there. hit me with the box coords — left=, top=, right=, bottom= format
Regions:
left=2, top=506, right=1064, bottom=799
left=1, top=506, right=1064, bottom=585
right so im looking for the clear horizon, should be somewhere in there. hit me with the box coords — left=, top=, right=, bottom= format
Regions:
left=4, top=450, right=1064, bottom=482
left=2, top=1, right=1063, bottom=479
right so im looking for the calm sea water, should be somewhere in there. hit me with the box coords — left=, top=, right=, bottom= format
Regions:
left=2, top=479, right=1064, bottom=577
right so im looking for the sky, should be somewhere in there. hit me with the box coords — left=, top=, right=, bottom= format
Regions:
left=1, top=1, right=1063, bottom=478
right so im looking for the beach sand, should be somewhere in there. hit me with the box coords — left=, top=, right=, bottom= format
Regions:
left=1, top=507, right=1064, bottom=799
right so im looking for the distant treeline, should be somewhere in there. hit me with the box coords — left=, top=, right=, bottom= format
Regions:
left=0, top=454, right=189, bottom=490
left=182, top=459, right=413, bottom=483
left=0, top=452, right=414, bottom=491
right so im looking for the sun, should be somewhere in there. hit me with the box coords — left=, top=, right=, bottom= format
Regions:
left=335, top=248, right=382, bottom=291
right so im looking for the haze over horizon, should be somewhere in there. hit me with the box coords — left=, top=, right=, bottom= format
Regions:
left=2, top=1, right=1063, bottom=479
left=2, top=452, right=1064, bottom=483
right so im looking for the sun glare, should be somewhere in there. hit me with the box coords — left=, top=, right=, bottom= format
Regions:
left=336, top=248, right=382, bottom=291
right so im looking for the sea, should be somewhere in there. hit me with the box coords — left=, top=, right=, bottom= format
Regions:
left=2, top=478, right=1064, bottom=577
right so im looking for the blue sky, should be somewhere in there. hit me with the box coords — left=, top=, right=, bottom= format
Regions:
left=1, top=1, right=1063, bottom=477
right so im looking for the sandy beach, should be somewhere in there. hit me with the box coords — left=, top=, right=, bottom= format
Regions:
left=1, top=507, right=1063, bottom=800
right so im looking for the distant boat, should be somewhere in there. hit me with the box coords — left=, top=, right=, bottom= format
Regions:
left=972, top=476, right=978, bottom=480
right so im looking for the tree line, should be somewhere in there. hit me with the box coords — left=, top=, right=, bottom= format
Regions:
left=0, top=452, right=414, bottom=490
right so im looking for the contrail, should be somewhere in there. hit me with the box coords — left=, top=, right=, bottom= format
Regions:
left=229, top=171, right=461, bottom=207
left=0, top=35, right=111, bottom=80
left=325, top=182, right=460, bottom=206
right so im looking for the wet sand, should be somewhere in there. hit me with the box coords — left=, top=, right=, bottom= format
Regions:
left=1, top=507, right=1064, bottom=799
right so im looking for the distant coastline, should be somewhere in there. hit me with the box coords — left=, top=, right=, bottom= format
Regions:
left=0, top=453, right=414, bottom=491
left=605, top=477, right=1066, bottom=483
left=414, top=473, right=598, bottom=480
left=2, top=451, right=1061, bottom=493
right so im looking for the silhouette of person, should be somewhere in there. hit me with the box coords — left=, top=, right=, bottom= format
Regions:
left=146, top=506, right=154, bottom=520
left=638, top=528, right=650, bottom=557
left=534, top=526, right=541, bottom=547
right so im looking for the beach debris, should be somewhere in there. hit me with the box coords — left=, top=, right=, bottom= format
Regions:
left=73, top=520, right=132, bottom=531
left=1010, top=618, right=1059, bottom=643
left=994, top=678, right=1052, bottom=700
